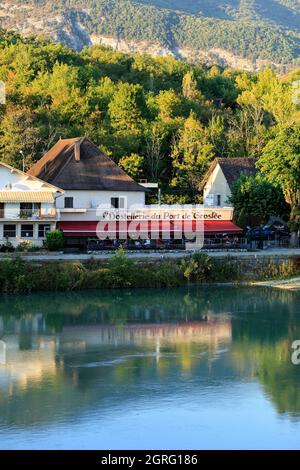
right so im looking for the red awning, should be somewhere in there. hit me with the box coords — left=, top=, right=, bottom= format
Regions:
left=204, top=221, right=243, bottom=235
left=58, top=222, right=99, bottom=237
left=58, top=220, right=243, bottom=237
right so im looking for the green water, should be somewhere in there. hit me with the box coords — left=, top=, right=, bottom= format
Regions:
left=1, top=286, right=300, bottom=450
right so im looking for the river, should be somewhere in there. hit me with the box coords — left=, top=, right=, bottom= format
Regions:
left=0, top=286, right=300, bottom=450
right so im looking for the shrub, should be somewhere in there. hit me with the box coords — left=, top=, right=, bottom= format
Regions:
left=153, top=261, right=182, bottom=287
left=182, top=252, right=213, bottom=282
left=0, top=237, right=15, bottom=253
left=108, top=248, right=135, bottom=288
left=16, top=241, right=40, bottom=252
left=44, top=230, right=65, bottom=251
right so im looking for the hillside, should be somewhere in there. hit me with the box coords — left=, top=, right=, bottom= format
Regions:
left=0, top=28, right=298, bottom=207
left=0, top=0, right=299, bottom=70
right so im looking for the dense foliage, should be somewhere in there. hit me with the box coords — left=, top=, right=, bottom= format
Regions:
left=229, top=174, right=290, bottom=226
left=0, top=250, right=298, bottom=293
left=0, top=30, right=299, bottom=206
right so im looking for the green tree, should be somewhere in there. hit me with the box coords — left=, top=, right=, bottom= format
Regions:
left=155, top=89, right=182, bottom=122
left=227, top=104, right=267, bottom=158
left=119, top=153, right=144, bottom=179
left=0, top=106, right=40, bottom=169
left=108, top=82, right=144, bottom=133
left=182, top=70, right=199, bottom=99
left=229, top=174, right=289, bottom=226
left=170, top=112, right=214, bottom=200
left=145, top=121, right=167, bottom=181
left=257, top=124, right=300, bottom=219
left=237, top=68, right=296, bottom=126
left=29, top=62, right=87, bottom=124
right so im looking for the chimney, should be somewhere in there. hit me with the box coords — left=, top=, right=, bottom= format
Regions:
left=75, top=141, right=81, bottom=162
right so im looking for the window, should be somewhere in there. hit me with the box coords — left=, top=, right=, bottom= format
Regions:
left=111, top=198, right=118, bottom=209
left=20, top=203, right=41, bottom=218
left=111, top=197, right=125, bottom=209
left=217, top=195, right=221, bottom=207
left=0, top=203, right=4, bottom=218
left=38, top=224, right=51, bottom=238
left=64, top=197, right=74, bottom=209
left=3, top=224, right=16, bottom=238
left=21, top=224, right=34, bottom=238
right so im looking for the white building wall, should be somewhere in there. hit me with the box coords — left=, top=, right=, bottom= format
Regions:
left=0, top=168, right=50, bottom=191
left=203, top=165, right=232, bottom=208
left=0, top=163, right=61, bottom=247
left=56, top=190, right=145, bottom=209
left=2, top=202, right=55, bottom=219
left=0, top=221, right=57, bottom=247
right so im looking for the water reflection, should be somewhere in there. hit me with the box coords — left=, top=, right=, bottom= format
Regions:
left=1, top=287, right=300, bottom=448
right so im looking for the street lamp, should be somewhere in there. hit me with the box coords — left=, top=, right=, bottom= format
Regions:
left=19, top=150, right=25, bottom=172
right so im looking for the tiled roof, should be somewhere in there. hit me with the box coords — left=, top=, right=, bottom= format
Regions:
left=27, top=137, right=146, bottom=192
left=200, top=158, right=258, bottom=190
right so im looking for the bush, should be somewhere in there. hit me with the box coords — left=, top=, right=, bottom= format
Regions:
left=182, top=252, right=213, bottom=282
left=44, top=230, right=65, bottom=251
left=0, top=253, right=299, bottom=294
left=0, top=237, right=15, bottom=253
left=16, top=241, right=40, bottom=252
left=152, top=261, right=182, bottom=287
left=107, top=248, right=135, bottom=288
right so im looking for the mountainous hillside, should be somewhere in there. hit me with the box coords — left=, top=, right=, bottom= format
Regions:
left=0, top=0, right=299, bottom=70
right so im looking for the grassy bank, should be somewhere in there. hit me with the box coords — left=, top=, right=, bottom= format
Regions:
left=0, top=249, right=300, bottom=294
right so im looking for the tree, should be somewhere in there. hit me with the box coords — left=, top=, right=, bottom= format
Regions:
left=29, top=62, right=87, bottom=124
left=229, top=174, right=289, bottom=227
left=208, top=114, right=227, bottom=156
left=182, top=70, right=198, bottom=99
left=0, top=106, right=40, bottom=169
left=170, top=112, right=214, bottom=200
left=145, top=122, right=166, bottom=181
left=155, top=89, right=182, bottom=122
left=257, top=124, right=300, bottom=218
left=227, top=104, right=267, bottom=158
left=236, top=68, right=296, bottom=126
left=119, top=154, right=144, bottom=179
left=108, top=82, right=144, bottom=134
left=86, top=77, right=115, bottom=111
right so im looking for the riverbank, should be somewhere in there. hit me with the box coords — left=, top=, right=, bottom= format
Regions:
left=255, top=277, right=300, bottom=290
left=2, top=247, right=300, bottom=262
left=0, top=249, right=300, bottom=293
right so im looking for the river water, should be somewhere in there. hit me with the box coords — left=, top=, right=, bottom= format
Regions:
left=0, top=286, right=300, bottom=450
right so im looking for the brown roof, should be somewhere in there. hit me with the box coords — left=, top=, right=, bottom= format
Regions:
left=199, top=157, right=258, bottom=190
left=27, top=137, right=146, bottom=192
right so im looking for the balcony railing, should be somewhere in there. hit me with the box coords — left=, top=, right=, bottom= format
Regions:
left=0, top=209, right=58, bottom=220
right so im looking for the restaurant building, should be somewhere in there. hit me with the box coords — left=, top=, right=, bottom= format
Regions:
left=25, top=138, right=243, bottom=249
left=27, top=137, right=147, bottom=246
